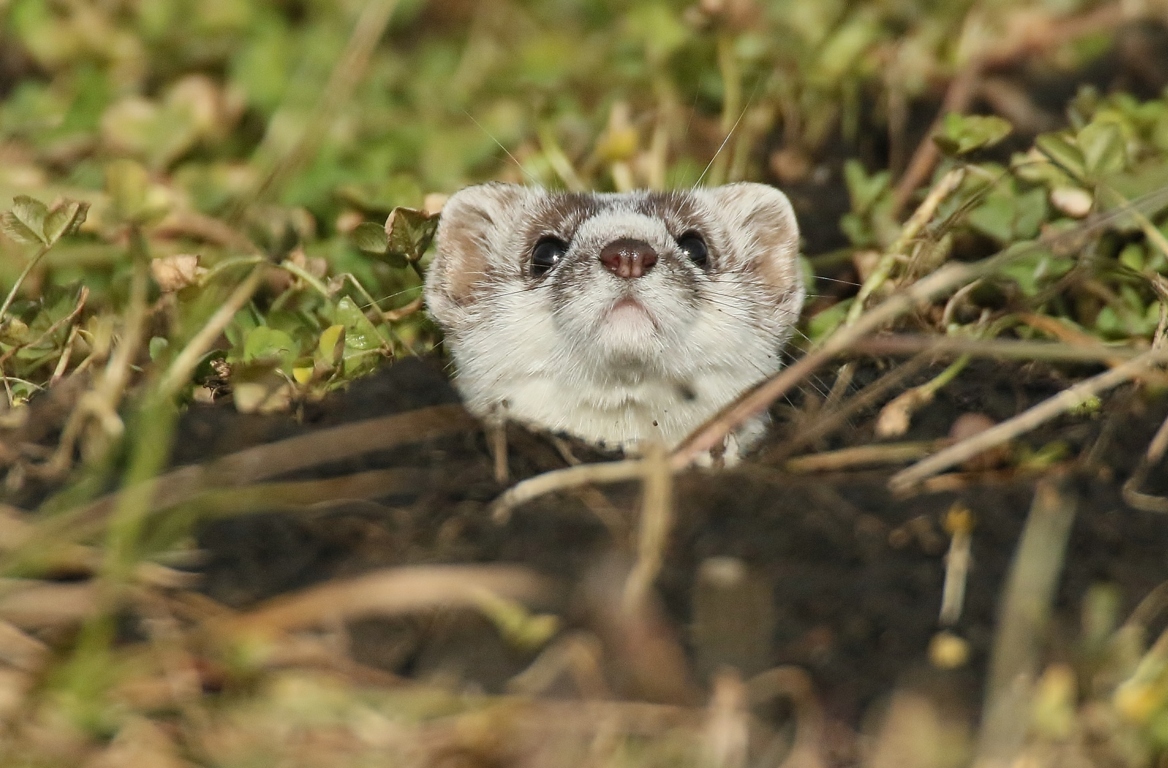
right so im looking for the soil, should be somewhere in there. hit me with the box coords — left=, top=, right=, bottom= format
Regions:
left=185, top=355, right=1168, bottom=731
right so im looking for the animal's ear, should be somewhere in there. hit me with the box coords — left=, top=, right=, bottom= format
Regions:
left=424, top=183, right=527, bottom=325
left=703, top=182, right=801, bottom=293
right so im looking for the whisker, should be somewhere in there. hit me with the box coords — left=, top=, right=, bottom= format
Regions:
left=813, top=275, right=862, bottom=288
left=462, top=107, right=539, bottom=186
left=693, top=78, right=760, bottom=189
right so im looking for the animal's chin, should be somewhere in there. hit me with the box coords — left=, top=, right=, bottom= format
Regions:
left=594, top=297, right=660, bottom=353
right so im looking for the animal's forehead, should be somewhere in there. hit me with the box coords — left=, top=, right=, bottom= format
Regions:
left=521, top=190, right=704, bottom=238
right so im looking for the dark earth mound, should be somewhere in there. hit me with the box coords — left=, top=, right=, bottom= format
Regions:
left=188, top=355, right=1168, bottom=729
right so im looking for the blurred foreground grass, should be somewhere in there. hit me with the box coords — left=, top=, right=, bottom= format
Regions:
left=3, top=0, right=1168, bottom=765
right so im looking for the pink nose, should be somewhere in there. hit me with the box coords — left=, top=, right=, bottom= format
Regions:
left=599, top=238, right=658, bottom=279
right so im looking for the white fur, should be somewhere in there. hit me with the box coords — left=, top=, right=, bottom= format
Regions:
left=424, top=183, right=804, bottom=454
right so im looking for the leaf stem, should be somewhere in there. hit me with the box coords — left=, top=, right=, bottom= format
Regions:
left=0, top=243, right=52, bottom=328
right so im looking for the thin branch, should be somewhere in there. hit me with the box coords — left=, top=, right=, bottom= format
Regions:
left=491, top=458, right=646, bottom=523
left=849, top=333, right=1149, bottom=364
left=890, top=347, right=1168, bottom=492
left=0, top=244, right=51, bottom=329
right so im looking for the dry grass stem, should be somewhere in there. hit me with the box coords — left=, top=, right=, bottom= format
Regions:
left=507, top=632, right=611, bottom=698
left=974, top=476, right=1077, bottom=765
left=623, top=443, right=673, bottom=612
left=939, top=504, right=974, bottom=626
left=52, top=404, right=474, bottom=538
left=849, top=167, right=965, bottom=326
left=491, top=458, right=646, bottom=523
left=213, top=564, right=555, bottom=640
left=874, top=354, right=970, bottom=438
left=850, top=333, right=1149, bottom=364
left=746, top=666, right=826, bottom=768
left=0, top=578, right=100, bottom=630
left=890, top=347, right=1168, bottom=492
left=767, top=353, right=934, bottom=464
left=0, top=620, right=48, bottom=670
left=703, top=669, right=749, bottom=768
left=1122, top=408, right=1168, bottom=514
left=785, top=441, right=940, bottom=473
left=489, top=421, right=509, bottom=484
left=176, top=467, right=426, bottom=518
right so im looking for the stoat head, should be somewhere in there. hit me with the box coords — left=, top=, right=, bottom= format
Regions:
left=424, top=182, right=804, bottom=430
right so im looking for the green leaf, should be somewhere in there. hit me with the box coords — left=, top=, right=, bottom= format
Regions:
left=332, top=297, right=381, bottom=352
left=806, top=300, right=851, bottom=343
left=1013, top=187, right=1048, bottom=240
left=242, top=326, right=296, bottom=365
left=330, top=298, right=384, bottom=378
left=148, top=336, right=170, bottom=361
left=1035, top=133, right=1087, bottom=180
left=967, top=193, right=1014, bottom=243
left=996, top=243, right=1068, bottom=296
left=843, top=160, right=890, bottom=214
left=1101, top=163, right=1168, bottom=209
left=838, top=212, right=870, bottom=247
left=0, top=211, right=44, bottom=245
left=385, top=206, right=440, bottom=264
left=316, top=324, right=346, bottom=367
left=1078, top=121, right=1127, bottom=177
left=292, top=360, right=315, bottom=384
left=1094, top=306, right=1122, bottom=337
left=934, top=113, right=1012, bottom=156
left=1118, top=243, right=1145, bottom=272
left=42, top=199, right=90, bottom=244
left=104, top=160, right=171, bottom=224
left=350, top=221, right=389, bottom=254
left=10, top=196, right=48, bottom=244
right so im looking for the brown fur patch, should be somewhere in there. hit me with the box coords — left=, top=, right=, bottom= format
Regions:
left=439, top=207, right=493, bottom=306
left=520, top=194, right=603, bottom=253
left=432, top=184, right=525, bottom=311
left=742, top=204, right=799, bottom=294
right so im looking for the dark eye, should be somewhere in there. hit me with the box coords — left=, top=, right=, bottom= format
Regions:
left=677, top=231, right=708, bottom=267
left=531, top=237, right=568, bottom=277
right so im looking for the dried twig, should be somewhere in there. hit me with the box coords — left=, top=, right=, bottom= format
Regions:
left=0, top=579, right=100, bottom=630
left=13, top=405, right=475, bottom=556
left=890, top=347, right=1168, bottom=492
left=1122, top=408, right=1168, bottom=514
left=785, top=441, right=939, bottom=473
left=766, top=352, right=934, bottom=464
left=491, top=458, right=645, bottom=523
left=747, top=666, right=826, bottom=768
left=212, top=564, right=555, bottom=639
left=623, top=444, right=673, bottom=612
left=849, top=333, right=1149, bottom=364
left=974, top=476, right=1077, bottom=765
left=852, top=168, right=965, bottom=324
